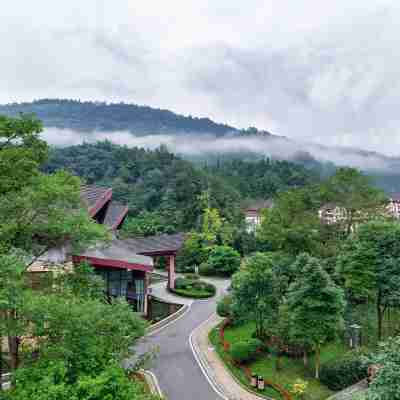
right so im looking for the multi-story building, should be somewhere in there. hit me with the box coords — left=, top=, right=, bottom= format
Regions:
left=388, top=194, right=400, bottom=219
left=318, top=203, right=347, bottom=225
left=245, top=199, right=274, bottom=232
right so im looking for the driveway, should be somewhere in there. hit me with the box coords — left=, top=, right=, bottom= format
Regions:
left=132, top=278, right=229, bottom=400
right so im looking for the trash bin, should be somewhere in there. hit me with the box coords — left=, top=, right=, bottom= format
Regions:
left=257, top=376, right=265, bottom=390
left=251, top=373, right=257, bottom=388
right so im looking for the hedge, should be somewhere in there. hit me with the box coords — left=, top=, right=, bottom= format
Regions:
left=216, top=295, right=233, bottom=318
left=319, top=355, right=368, bottom=391
left=170, top=287, right=216, bottom=299
left=171, top=277, right=216, bottom=299
left=230, top=339, right=263, bottom=363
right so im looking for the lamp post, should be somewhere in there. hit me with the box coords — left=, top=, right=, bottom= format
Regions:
left=349, top=324, right=361, bottom=349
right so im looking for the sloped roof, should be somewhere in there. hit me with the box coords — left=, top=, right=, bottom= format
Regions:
left=390, top=193, right=400, bottom=202
left=320, top=203, right=338, bottom=211
left=121, top=233, right=187, bottom=256
left=103, top=201, right=129, bottom=230
left=246, top=199, right=274, bottom=211
left=76, top=240, right=153, bottom=271
left=80, top=185, right=113, bottom=217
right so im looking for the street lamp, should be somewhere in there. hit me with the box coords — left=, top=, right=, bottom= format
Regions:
left=349, top=324, right=361, bottom=349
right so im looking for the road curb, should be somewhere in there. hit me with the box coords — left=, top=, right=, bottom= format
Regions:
left=140, top=369, right=164, bottom=398
left=146, top=301, right=191, bottom=336
left=190, top=313, right=271, bottom=400
left=189, top=313, right=232, bottom=400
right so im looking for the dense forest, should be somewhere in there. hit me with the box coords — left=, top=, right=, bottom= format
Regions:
left=4, top=99, right=400, bottom=194
left=0, top=99, right=240, bottom=136
left=44, top=141, right=319, bottom=231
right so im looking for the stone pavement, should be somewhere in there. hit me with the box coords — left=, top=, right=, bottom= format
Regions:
left=326, top=380, right=368, bottom=400
left=191, top=312, right=268, bottom=400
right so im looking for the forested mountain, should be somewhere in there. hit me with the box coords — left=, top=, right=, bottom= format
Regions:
left=3, top=99, right=400, bottom=193
left=44, top=141, right=318, bottom=231
left=205, top=158, right=318, bottom=200
left=0, top=99, right=239, bottom=136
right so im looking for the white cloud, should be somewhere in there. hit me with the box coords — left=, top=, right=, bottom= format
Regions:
left=42, top=127, right=398, bottom=173
left=1, top=1, right=400, bottom=155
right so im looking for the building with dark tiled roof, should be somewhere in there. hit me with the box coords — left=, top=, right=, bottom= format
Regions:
left=80, top=185, right=128, bottom=229
left=29, top=185, right=185, bottom=315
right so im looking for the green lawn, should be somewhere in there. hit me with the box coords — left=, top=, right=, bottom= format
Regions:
left=209, top=327, right=283, bottom=399
left=211, top=321, right=350, bottom=400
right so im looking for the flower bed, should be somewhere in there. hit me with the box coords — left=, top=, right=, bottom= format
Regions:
left=170, top=276, right=216, bottom=299
left=212, top=320, right=346, bottom=400
left=219, top=319, right=292, bottom=400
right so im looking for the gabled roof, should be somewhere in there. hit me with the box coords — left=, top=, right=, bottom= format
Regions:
left=246, top=199, right=274, bottom=212
left=103, top=201, right=129, bottom=230
left=320, top=203, right=338, bottom=211
left=121, top=233, right=187, bottom=256
left=390, top=193, right=400, bottom=202
left=80, top=185, right=113, bottom=217
left=74, top=240, right=154, bottom=272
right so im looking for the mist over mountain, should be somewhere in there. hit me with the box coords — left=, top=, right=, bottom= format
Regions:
left=2, top=99, right=400, bottom=192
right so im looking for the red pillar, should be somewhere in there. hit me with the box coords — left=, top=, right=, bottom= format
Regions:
left=168, top=255, right=176, bottom=289
left=143, top=272, right=149, bottom=316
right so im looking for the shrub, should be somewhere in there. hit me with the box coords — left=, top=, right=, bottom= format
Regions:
left=185, top=273, right=200, bottom=281
left=174, top=277, right=189, bottom=290
left=217, top=295, right=233, bottom=318
left=171, top=278, right=216, bottom=298
left=6, top=362, right=153, bottom=400
left=175, top=233, right=208, bottom=272
left=319, top=355, right=368, bottom=391
left=191, top=280, right=213, bottom=291
left=171, top=287, right=215, bottom=299
left=205, top=246, right=241, bottom=276
left=230, top=339, right=262, bottom=363
left=198, top=262, right=214, bottom=276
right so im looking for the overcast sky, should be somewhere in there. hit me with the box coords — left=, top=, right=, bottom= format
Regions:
left=2, top=1, right=400, bottom=155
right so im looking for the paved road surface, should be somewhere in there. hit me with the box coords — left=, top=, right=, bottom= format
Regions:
left=131, top=279, right=229, bottom=400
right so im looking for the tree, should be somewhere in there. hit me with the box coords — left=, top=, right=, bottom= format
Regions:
left=0, top=254, right=28, bottom=374
left=257, top=187, right=323, bottom=256
left=120, top=211, right=176, bottom=238
left=202, top=245, right=241, bottom=276
left=26, top=295, right=146, bottom=381
left=322, top=167, right=387, bottom=236
left=0, top=170, right=108, bottom=254
left=337, top=221, right=400, bottom=341
left=0, top=115, right=108, bottom=378
left=364, top=336, right=400, bottom=400
left=176, top=194, right=235, bottom=272
left=286, top=254, right=345, bottom=379
left=231, top=253, right=280, bottom=339
left=0, top=114, right=47, bottom=195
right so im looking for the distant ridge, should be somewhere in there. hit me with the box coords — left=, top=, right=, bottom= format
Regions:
left=2, top=98, right=400, bottom=195
left=0, top=99, right=239, bottom=137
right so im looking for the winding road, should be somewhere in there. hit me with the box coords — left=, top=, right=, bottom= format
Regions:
left=133, top=279, right=229, bottom=400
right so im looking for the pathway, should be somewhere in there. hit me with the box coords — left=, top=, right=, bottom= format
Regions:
left=192, top=312, right=270, bottom=400
left=128, top=277, right=230, bottom=400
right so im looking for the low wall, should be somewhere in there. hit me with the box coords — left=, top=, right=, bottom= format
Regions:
left=1, top=373, right=11, bottom=390
left=146, top=301, right=188, bottom=335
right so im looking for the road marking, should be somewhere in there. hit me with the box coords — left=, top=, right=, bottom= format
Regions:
left=146, top=301, right=193, bottom=337
left=143, top=369, right=164, bottom=398
left=189, top=313, right=230, bottom=400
